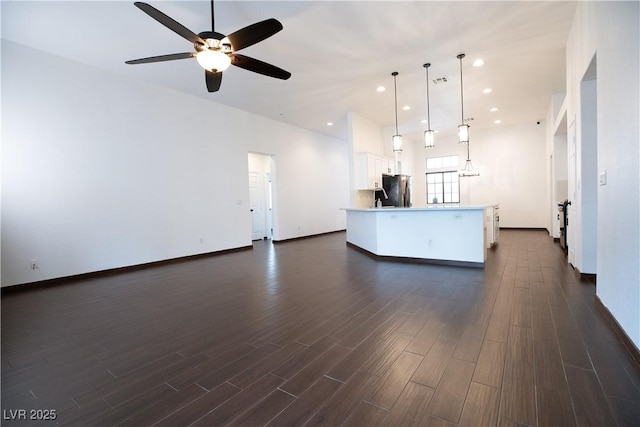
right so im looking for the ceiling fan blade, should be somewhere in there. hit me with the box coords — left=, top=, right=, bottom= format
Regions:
left=227, top=18, right=283, bottom=52
left=205, top=70, right=223, bottom=92
left=134, top=2, right=204, bottom=45
left=125, top=52, right=194, bottom=65
left=231, top=54, right=291, bottom=80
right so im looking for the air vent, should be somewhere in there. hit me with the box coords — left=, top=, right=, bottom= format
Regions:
left=432, top=76, right=448, bottom=84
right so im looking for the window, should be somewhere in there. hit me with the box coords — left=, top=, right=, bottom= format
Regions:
left=426, top=155, right=460, bottom=204
left=426, top=155, right=459, bottom=170
left=427, top=171, right=460, bottom=204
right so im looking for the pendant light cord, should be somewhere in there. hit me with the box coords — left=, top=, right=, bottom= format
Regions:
left=458, top=54, right=465, bottom=126
left=458, top=54, right=470, bottom=160
left=424, top=64, right=431, bottom=130
left=392, top=72, right=399, bottom=135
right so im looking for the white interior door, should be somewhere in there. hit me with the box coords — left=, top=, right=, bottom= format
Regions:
left=266, top=172, right=274, bottom=240
left=249, top=172, right=265, bottom=240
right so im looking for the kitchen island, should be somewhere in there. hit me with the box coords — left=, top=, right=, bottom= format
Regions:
left=344, top=206, right=495, bottom=267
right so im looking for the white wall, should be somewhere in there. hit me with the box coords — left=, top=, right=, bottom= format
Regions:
left=268, top=137, right=348, bottom=240
left=468, top=122, right=547, bottom=228
left=347, top=112, right=385, bottom=208
left=248, top=152, right=272, bottom=175
left=408, top=122, right=548, bottom=228
left=1, top=40, right=349, bottom=287
left=564, top=1, right=639, bottom=347
left=348, top=112, right=385, bottom=155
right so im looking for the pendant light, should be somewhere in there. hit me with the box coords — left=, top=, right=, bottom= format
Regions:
left=391, top=71, right=402, bottom=152
left=457, top=53, right=479, bottom=176
left=459, top=138, right=480, bottom=177
left=423, top=63, right=435, bottom=148
left=457, top=53, right=469, bottom=144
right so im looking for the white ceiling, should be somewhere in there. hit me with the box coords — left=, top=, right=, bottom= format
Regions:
left=1, top=1, right=577, bottom=142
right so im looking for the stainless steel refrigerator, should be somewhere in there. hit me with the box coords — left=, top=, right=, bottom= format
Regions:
left=376, top=174, right=411, bottom=207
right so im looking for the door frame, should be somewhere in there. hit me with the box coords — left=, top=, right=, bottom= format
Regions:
left=248, top=152, right=276, bottom=241
left=249, top=171, right=265, bottom=240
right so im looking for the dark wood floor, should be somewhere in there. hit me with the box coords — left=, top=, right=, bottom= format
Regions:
left=2, top=229, right=639, bottom=426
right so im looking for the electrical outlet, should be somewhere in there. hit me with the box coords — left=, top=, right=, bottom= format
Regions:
left=30, top=259, right=38, bottom=270
left=428, top=238, right=433, bottom=246
left=453, top=213, right=463, bottom=220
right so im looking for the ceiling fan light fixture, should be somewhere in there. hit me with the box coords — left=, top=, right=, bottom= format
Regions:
left=125, top=1, right=289, bottom=93
left=196, top=49, right=231, bottom=72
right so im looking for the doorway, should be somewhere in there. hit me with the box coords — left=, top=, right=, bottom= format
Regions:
left=248, top=153, right=275, bottom=241
left=567, top=117, right=576, bottom=265
left=568, top=56, right=598, bottom=273
left=578, top=57, right=598, bottom=273
left=552, top=113, right=568, bottom=241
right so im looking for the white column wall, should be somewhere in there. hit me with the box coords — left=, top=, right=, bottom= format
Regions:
left=347, top=112, right=385, bottom=208
left=565, top=1, right=640, bottom=347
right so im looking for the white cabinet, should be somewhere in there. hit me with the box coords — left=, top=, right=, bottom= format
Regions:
left=485, top=205, right=500, bottom=248
left=375, top=157, right=394, bottom=179
left=355, top=152, right=393, bottom=190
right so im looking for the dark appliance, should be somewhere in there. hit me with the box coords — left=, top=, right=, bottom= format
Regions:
left=559, top=200, right=569, bottom=252
left=376, top=174, right=411, bottom=207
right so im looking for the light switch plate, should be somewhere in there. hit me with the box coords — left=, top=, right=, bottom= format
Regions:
left=599, top=170, right=607, bottom=186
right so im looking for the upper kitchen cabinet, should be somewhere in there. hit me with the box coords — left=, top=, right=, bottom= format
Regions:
left=355, top=152, right=394, bottom=190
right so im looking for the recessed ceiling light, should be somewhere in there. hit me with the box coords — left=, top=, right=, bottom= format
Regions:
left=473, top=59, right=485, bottom=67
left=490, top=107, right=499, bottom=112
left=376, top=86, right=386, bottom=93
left=494, top=119, right=502, bottom=124
left=402, top=105, right=411, bottom=111
left=483, top=88, right=492, bottom=94
left=420, top=119, right=427, bottom=124
left=326, top=122, right=334, bottom=126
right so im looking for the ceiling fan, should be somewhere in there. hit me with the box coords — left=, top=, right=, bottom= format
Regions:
left=125, top=1, right=291, bottom=92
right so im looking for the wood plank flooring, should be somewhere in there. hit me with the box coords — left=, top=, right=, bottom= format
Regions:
left=2, top=229, right=639, bottom=426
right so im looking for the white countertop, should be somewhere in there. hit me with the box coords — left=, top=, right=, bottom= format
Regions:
left=342, top=205, right=495, bottom=212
